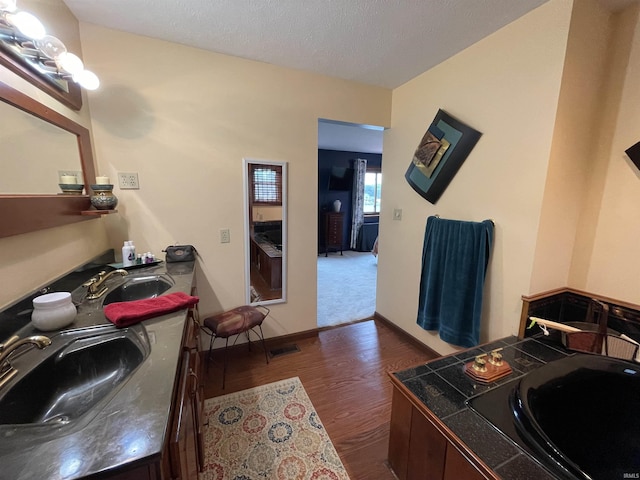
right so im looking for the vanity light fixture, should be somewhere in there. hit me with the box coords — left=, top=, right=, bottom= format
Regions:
left=0, top=0, right=99, bottom=90
left=5, top=10, right=44, bottom=39
left=0, top=0, right=16, bottom=13
left=56, top=51, right=83, bottom=75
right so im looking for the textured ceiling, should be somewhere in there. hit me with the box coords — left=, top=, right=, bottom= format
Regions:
left=60, top=0, right=640, bottom=152
left=64, top=0, right=637, bottom=153
left=61, top=0, right=559, bottom=153
left=62, top=0, right=550, bottom=89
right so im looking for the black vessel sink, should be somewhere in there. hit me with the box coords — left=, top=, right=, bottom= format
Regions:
left=512, top=354, right=640, bottom=479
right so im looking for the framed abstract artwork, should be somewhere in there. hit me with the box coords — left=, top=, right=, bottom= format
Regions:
left=405, top=109, right=482, bottom=204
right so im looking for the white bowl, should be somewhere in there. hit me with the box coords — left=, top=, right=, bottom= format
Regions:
left=32, top=292, right=76, bottom=331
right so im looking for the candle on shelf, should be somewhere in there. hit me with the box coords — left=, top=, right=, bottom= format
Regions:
left=96, top=176, right=110, bottom=185
left=60, top=175, right=77, bottom=184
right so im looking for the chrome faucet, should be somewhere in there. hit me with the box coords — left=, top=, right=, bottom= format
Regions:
left=0, top=335, right=51, bottom=388
left=83, top=269, right=128, bottom=299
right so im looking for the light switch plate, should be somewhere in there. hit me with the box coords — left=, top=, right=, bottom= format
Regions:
left=393, top=208, right=402, bottom=220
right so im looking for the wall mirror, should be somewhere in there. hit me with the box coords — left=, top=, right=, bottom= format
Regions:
left=243, top=158, right=287, bottom=305
left=0, top=98, right=82, bottom=194
left=0, top=79, right=96, bottom=238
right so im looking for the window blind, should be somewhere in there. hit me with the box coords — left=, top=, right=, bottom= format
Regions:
left=250, top=165, right=282, bottom=205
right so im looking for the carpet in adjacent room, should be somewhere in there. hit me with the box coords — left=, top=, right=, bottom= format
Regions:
left=199, top=377, right=350, bottom=479
left=317, top=250, right=377, bottom=328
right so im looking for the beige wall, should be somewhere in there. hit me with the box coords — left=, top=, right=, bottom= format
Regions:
left=530, top=0, right=616, bottom=293
left=378, top=0, right=640, bottom=355
left=77, top=24, right=391, bottom=337
left=585, top=4, right=640, bottom=302
left=376, top=0, right=573, bottom=355
left=0, top=0, right=109, bottom=309
left=253, top=206, right=283, bottom=222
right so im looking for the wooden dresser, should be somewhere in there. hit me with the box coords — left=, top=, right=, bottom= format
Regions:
left=323, top=212, right=344, bottom=256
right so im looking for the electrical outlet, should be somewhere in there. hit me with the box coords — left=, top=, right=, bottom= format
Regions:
left=118, top=172, right=139, bottom=189
left=220, top=228, right=230, bottom=244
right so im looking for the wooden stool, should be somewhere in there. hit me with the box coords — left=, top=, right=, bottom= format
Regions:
left=202, top=305, right=269, bottom=388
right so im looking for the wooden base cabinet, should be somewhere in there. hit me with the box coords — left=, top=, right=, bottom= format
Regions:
left=169, top=350, right=199, bottom=479
left=444, top=446, right=489, bottom=480
left=388, top=383, right=494, bottom=480
left=164, top=306, right=205, bottom=480
left=88, top=290, right=203, bottom=480
left=101, top=464, right=162, bottom=480
left=250, top=238, right=282, bottom=289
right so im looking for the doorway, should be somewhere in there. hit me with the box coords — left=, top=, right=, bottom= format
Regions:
left=316, top=119, right=384, bottom=328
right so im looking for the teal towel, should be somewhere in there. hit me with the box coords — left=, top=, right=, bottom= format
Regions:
left=416, top=216, right=494, bottom=347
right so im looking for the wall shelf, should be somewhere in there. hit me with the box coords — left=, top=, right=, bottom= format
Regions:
left=81, top=209, right=118, bottom=216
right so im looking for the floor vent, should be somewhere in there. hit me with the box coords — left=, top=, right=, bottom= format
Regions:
left=269, top=344, right=300, bottom=358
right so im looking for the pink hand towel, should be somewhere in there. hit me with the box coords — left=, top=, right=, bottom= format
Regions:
left=104, top=292, right=199, bottom=328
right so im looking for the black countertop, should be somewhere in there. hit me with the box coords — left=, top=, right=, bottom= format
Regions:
left=394, top=334, right=577, bottom=480
left=0, top=256, right=196, bottom=479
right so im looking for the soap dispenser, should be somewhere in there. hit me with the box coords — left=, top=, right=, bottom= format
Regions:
left=122, top=241, right=135, bottom=267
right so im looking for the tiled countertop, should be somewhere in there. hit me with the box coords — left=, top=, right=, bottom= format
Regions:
left=394, top=335, right=575, bottom=480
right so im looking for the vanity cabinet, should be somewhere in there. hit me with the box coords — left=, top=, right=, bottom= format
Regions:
left=88, top=308, right=203, bottom=480
left=101, top=465, right=161, bottom=479
left=166, top=306, right=204, bottom=480
left=168, top=350, right=199, bottom=479
left=388, top=382, right=496, bottom=480
left=250, top=238, right=282, bottom=289
left=0, top=257, right=204, bottom=480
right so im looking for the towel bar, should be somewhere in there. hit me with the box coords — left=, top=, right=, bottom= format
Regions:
left=433, top=214, right=495, bottom=226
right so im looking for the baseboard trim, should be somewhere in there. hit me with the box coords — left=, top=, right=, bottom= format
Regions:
left=202, top=313, right=440, bottom=360
left=201, top=326, right=320, bottom=357
left=317, top=316, right=372, bottom=331
left=373, top=312, right=441, bottom=358
left=266, top=327, right=321, bottom=345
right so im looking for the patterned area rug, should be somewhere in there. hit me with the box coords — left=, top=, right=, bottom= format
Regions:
left=199, top=377, right=350, bottom=480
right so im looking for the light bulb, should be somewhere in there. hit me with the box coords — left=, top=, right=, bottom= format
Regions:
left=35, top=35, right=66, bottom=59
left=7, top=11, right=46, bottom=39
left=74, top=69, right=99, bottom=90
left=0, top=0, right=17, bottom=12
left=56, top=51, right=83, bottom=75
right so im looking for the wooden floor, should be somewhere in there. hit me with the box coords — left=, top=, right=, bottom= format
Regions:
left=201, top=319, right=439, bottom=480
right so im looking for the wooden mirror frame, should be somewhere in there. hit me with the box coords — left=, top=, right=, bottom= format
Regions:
left=0, top=80, right=96, bottom=238
left=0, top=48, right=82, bottom=111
